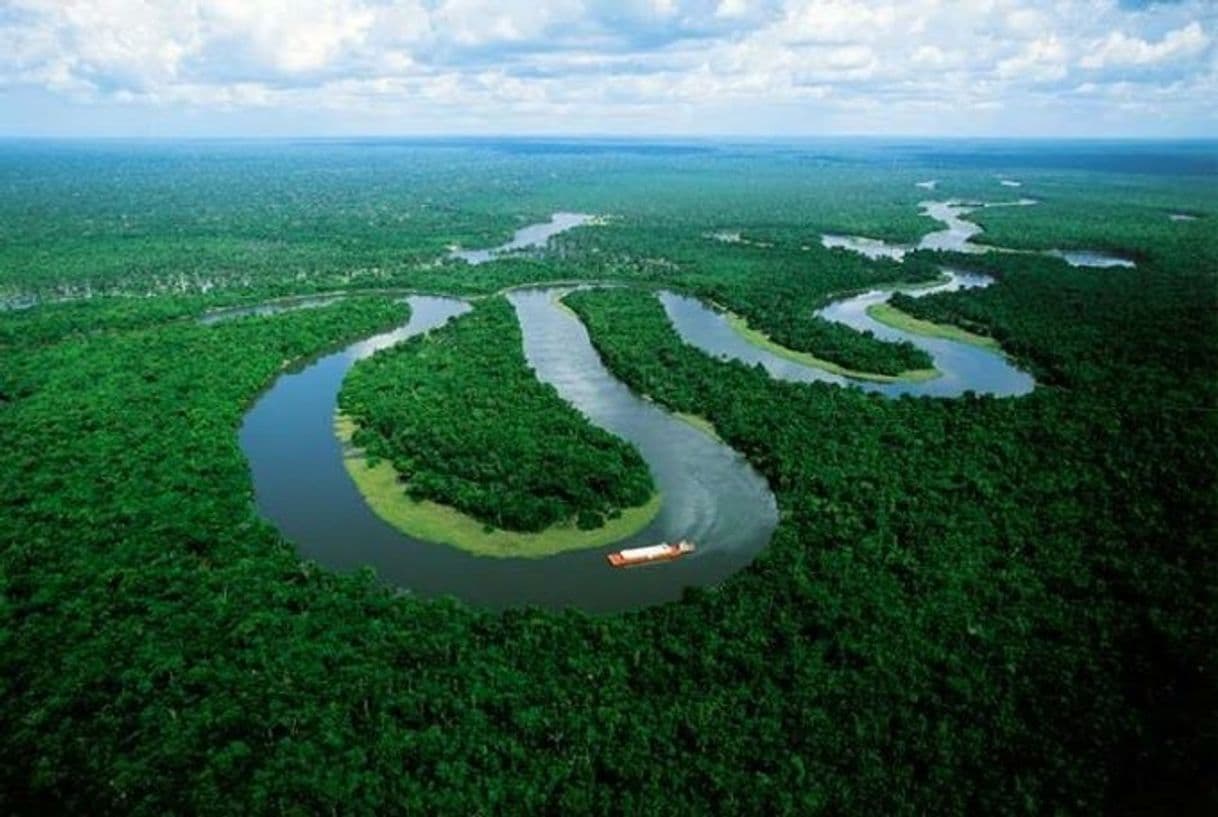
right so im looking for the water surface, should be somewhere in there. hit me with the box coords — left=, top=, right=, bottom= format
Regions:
left=822, top=197, right=1135, bottom=269
left=241, top=289, right=777, bottom=612
left=201, top=295, right=344, bottom=325
left=450, top=212, right=595, bottom=264
left=821, top=233, right=908, bottom=261
left=1046, top=250, right=1137, bottom=269
left=663, top=271, right=1034, bottom=399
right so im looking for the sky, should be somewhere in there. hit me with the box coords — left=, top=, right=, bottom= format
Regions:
left=0, top=0, right=1215, bottom=139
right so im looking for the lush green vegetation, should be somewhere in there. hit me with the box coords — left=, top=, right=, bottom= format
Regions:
left=336, top=414, right=662, bottom=558
left=897, top=245, right=1218, bottom=390
left=567, top=273, right=1216, bottom=816
left=725, top=309, right=940, bottom=381
left=967, top=172, right=1215, bottom=259
left=560, top=221, right=945, bottom=375
left=0, top=142, right=955, bottom=378
left=1, top=140, right=1215, bottom=816
left=338, top=296, right=655, bottom=535
left=869, top=301, right=1000, bottom=349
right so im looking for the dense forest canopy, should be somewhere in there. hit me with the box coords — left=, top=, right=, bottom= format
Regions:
left=338, top=296, right=655, bottom=534
left=0, top=139, right=1215, bottom=816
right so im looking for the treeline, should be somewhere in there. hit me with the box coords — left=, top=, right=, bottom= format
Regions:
left=338, top=296, right=654, bottom=531
left=967, top=174, right=1214, bottom=257
left=0, top=141, right=553, bottom=297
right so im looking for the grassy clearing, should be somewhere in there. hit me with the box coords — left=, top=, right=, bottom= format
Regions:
left=335, top=414, right=662, bottom=559
left=866, top=302, right=1001, bottom=350
left=724, top=313, right=940, bottom=383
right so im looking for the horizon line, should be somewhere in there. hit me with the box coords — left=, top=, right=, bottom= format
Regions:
left=2, top=133, right=1216, bottom=143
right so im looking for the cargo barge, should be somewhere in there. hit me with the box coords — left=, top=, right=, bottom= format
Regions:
left=607, top=540, right=695, bottom=568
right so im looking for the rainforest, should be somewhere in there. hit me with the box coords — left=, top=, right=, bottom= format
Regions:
left=1, top=138, right=1216, bottom=816
left=337, top=296, right=657, bottom=543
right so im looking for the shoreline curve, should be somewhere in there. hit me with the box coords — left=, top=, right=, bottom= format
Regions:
left=334, top=412, right=664, bottom=559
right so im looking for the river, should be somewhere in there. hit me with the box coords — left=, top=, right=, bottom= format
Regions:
left=449, top=212, right=596, bottom=264
left=822, top=197, right=1135, bottom=268
left=661, top=270, right=1035, bottom=398
left=235, top=199, right=1125, bottom=611
left=240, top=289, right=776, bottom=612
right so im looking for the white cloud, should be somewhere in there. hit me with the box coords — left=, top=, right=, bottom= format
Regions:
left=430, top=0, right=569, bottom=48
left=0, top=0, right=1214, bottom=136
left=1005, top=8, right=1051, bottom=38
left=715, top=0, right=750, bottom=19
left=1080, top=21, right=1209, bottom=69
left=779, top=0, right=898, bottom=45
left=997, top=35, right=1069, bottom=82
left=911, top=45, right=963, bottom=68
left=202, top=0, right=377, bottom=74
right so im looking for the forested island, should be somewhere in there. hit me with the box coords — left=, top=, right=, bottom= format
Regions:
left=337, top=296, right=658, bottom=553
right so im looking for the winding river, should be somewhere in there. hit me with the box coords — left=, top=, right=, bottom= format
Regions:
left=823, top=198, right=1135, bottom=268
left=669, top=195, right=1057, bottom=398
left=240, top=287, right=776, bottom=612
left=449, top=212, right=595, bottom=264
left=662, top=270, right=1034, bottom=398
left=234, top=196, right=1129, bottom=611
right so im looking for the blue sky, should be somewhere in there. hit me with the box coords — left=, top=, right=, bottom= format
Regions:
left=1, top=0, right=1215, bottom=138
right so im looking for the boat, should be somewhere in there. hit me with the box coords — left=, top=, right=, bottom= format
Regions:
left=607, top=540, right=695, bottom=568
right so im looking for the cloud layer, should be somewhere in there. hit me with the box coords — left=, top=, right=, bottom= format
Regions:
left=1, top=0, right=1214, bottom=136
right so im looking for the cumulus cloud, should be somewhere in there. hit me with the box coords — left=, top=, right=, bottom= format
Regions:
left=997, top=36, right=1069, bottom=82
left=1080, top=21, right=1209, bottom=68
left=0, top=0, right=1213, bottom=135
left=203, top=0, right=377, bottom=74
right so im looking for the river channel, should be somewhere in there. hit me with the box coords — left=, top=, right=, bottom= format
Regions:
left=822, top=198, right=1135, bottom=268
left=661, top=270, right=1035, bottom=398
left=234, top=196, right=1130, bottom=611
left=239, top=284, right=777, bottom=612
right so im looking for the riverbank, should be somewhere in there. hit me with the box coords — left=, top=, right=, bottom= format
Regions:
left=335, top=414, right=663, bottom=559
left=724, top=312, right=940, bottom=383
left=865, top=302, right=1000, bottom=349
left=674, top=411, right=723, bottom=442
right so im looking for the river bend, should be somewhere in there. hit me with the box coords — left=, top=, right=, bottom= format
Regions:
left=232, top=200, right=1133, bottom=611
